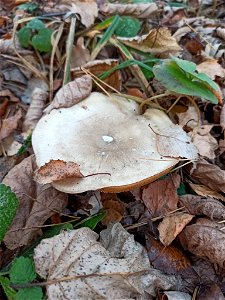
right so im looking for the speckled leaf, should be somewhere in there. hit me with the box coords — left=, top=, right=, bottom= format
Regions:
left=0, top=184, right=19, bottom=241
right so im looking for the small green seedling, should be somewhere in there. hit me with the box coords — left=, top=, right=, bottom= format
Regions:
left=17, top=18, right=53, bottom=53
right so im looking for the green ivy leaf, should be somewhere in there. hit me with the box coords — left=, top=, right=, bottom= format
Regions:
left=153, top=58, right=219, bottom=103
left=114, top=16, right=141, bottom=38
left=0, top=184, right=19, bottom=242
left=31, top=28, right=53, bottom=52
left=17, top=27, right=32, bottom=48
left=26, top=19, right=45, bottom=31
left=17, top=3, right=38, bottom=13
left=15, top=287, right=43, bottom=300
left=0, top=276, right=16, bottom=299
left=9, top=257, right=36, bottom=284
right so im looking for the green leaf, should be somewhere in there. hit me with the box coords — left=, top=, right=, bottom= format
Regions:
left=15, top=287, right=43, bottom=300
left=114, top=16, right=141, bottom=38
left=94, top=16, right=115, bottom=31
left=16, top=133, right=32, bottom=156
left=17, top=3, right=38, bottom=13
left=9, top=257, right=36, bottom=284
left=0, top=184, right=19, bottom=242
left=26, top=19, right=45, bottom=31
left=153, top=59, right=218, bottom=103
left=31, top=28, right=53, bottom=52
left=177, top=182, right=187, bottom=196
left=74, top=210, right=106, bottom=230
left=17, top=27, right=32, bottom=48
left=0, top=276, right=16, bottom=299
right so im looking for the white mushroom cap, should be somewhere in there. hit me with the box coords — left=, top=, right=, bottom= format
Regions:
left=32, top=92, right=183, bottom=193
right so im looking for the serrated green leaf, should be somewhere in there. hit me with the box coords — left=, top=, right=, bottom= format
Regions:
left=15, top=287, right=43, bottom=300
left=26, top=19, right=45, bottom=31
left=114, top=16, right=141, bottom=38
left=153, top=60, right=218, bottom=103
left=0, top=184, right=19, bottom=242
left=31, top=28, right=53, bottom=52
left=17, top=27, right=32, bottom=48
left=0, top=276, right=16, bottom=299
left=10, top=257, right=36, bottom=284
left=17, top=3, right=38, bottom=13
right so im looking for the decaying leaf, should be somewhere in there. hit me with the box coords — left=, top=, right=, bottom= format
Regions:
left=142, top=174, right=180, bottom=218
left=71, top=59, right=121, bottom=91
left=197, top=59, right=225, bottom=80
left=34, top=160, right=84, bottom=185
left=197, top=284, right=225, bottom=300
left=0, top=89, right=19, bottom=103
left=158, top=213, right=194, bottom=246
left=189, top=125, right=218, bottom=159
left=191, top=159, right=225, bottom=193
left=179, top=218, right=225, bottom=268
left=2, top=155, right=68, bottom=250
left=179, top=194, right=225, bottom=220
left=146, top=234, right=190, bottom=275
left=70, top=37, right=91, bottom=68
left=160, top=291, right=192, bottom=300
left=101, top=193, right=125, bottom=225
left=220, top=104, right=225, bottom=130
left=188, top=183, right=225, bottom=201
left=34, top=223, right=180, bottom=299
left=177, top=106, right=199, bottom=130
left=118, top=28, right=181, bottom=55
left=23, top=87, right=48, bottom=132
left=99, top=3, right=158, bottom=19
left=69, top=0, right=98, bottom=28
left=0, top=109, right=22, bottom=141
left=44, top=75, right=92, bottom=114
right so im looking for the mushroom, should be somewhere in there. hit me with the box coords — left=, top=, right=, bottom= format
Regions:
left=32, top=92, right=197, bottom=193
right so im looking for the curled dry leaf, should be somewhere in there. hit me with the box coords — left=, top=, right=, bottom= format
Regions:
left=0, top=89, right=19, bottom=102
left=142, top=174, right=180, bottom=218
left=0, top=109, right=22, bottom=141
left=71, top=59, right=121, bottom=91
left=101, top=193, right=125, bottom=225
left=2, top=155, right=68, bottom=250
left=99, top=3, right=158, bottom=18
left=188, top=182, right=225, bottom=202
left=177, top=106, right=199, bottom=130
left=160, top=291, right=192, bottom=300
left=191, top=159, right=225, bottom=193
left=179, top=218, right=225, bottom=268
left=180, top=194, right=225, bottom=220
left=44, top=75, right=92, bottom=114
left=34, top=160, right=83, bottom=185
left=217, top=27, right=225, bottom=41
left=118, top=27, right=181, bottom=55
left=158, top=213, right=194, bottom=246
left=34, top=223, right=179, bottom=299
left=69, top=0, right=98, bottom=28
left=189, top=125, right=218, bottom=159
left=70, top=37, right=91, bottom=68
left=23, top=87, right=48, bottom=132
left=146, top=234, right=190, bottom=275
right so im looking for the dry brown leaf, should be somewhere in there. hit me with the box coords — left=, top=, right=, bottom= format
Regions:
left=197, top=59, right=225, bottom=80
left=23, top=87, right=48, bottom=132
left=158, top=213, right=194, bottom=246
left=217, top=27, right=225, bottom=40
left=146, top=234, right=190, bottom=275
left=0, top=156, right=16, bottom=181
left=188, top=183, right=225, bottom=202
left=0, top=89, right=19, bottom=102
left=197, top=284, right=225, bottom=300
left=142, top=174, right=180, bottom=218
left=179, top=218, right=225, bottom=268
left=44, top=75, right=92, bottom=114
left=191, top=159, right=225, bottom=193
left=220, top=104, right=225, bottom=130
left=99, top=3, right=158, bottom=18
left=118, top=28, right=181, bottom=55
left=177, top=106, right=199, bottom=130
left=34, top=160, right=84, bottom=185
left=71, top=37, right=91, bottom=68
left=69, top=0, right=98, bottom=28
left=71, top=59, right=121, bottom=91
left=179, top=194, right=225, bottom=220
left=34, top=223, right=179, bottom=299
left=0, top=109, right=22, bottom=141
left=101, top=193, right=125, bottom=225
left=0, top=37, right=31, bottom=55
left=2, top=155, right=68, bottom=250
left=189, top=125, right=218, bottom=159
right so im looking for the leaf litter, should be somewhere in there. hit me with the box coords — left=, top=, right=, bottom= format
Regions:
left=0, top=0, right=225, bottom=299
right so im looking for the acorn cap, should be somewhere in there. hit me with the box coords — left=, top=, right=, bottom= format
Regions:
left=32, top=92, right=194, bottom=193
